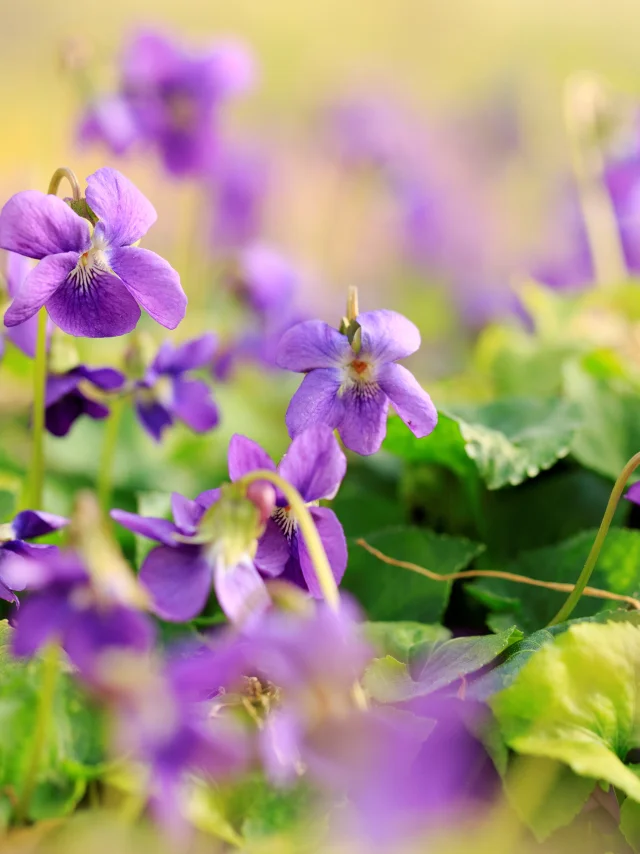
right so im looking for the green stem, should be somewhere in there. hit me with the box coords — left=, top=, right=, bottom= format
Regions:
left=239, top=470, right=340, bottom=610
left=47, top=167, right=81, bottom=200
left=547, top=450, right=640, bottom=626
left=98, top=397, right=125, bottom=514
left=15, top=644, right=59, bottom=824
left=28, top=309, right=49, bottom=510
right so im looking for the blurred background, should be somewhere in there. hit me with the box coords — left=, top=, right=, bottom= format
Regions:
left=2, top=0, right=640, bottom=506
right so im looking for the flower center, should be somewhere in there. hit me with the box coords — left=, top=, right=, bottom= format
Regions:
left=0, top=522, right=15, bottom=543
left=68, top=237, right=110, bottom=292
left=339, top=356, right=378, bottom=398
left=272, top=501, right=319, bottom=540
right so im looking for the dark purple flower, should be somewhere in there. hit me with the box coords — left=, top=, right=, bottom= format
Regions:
left=228, top=425, right=347, bottom=596
left=93, top=648, right=250, bottom=835
left=276, top=310, right=438, bottom=455
left=134, top=334, right=219, bottom=442
left=84, top=30, right=255, bottom=177
left=111, top=484, right=286, bottom=625
left=0, top=167, right=186, bottom=338
left=209, top=144, right=268, bottom=250
left=3, top=548, right=154, bottom=670
left=45, top=364, right=125, bottom=437
left=0, top=509, right=68, bottom=604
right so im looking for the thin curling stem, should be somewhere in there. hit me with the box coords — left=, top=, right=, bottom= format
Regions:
left=97, top=397, right=125, bottom=514
left=548, top=450, right=640, bottom=626
left=239, top=470, right=340, bottom=610
left=346, top=286, right=359, bottom=323
left=28, top=308, right=48, bottom=509
left=47, top=166, right=81, bottom=201
left=15, top=644, right=59, bottom=824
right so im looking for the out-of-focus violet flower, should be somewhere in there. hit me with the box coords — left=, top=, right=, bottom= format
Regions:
left=45, top=364, right=125, bottom=437
left=93, top=648, right=250, bottom=835
left=209, top=145, right=269, bottom=250
left=232, top=244, right=298, bottom=316
left=111, top=482, right=286, bottom=625
left=228, top=425, right=347, bottom=596
left=82, top=30, right=255, bottom=177
left=1, top=253, right=47, bottom=358
left=133, top=334, right=219, bottom=442
left=276, top=309, right=437, bottom=455
left=0, top=167, right=186, bottom=337
left=4, top=547, right=154, bottom=670
left=0, top=510, right=68, bottom=604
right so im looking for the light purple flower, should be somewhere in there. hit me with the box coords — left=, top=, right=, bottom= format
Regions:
left=0, top=167, right=186, bottom=338
left=233, top=244, right=299, bottom=316
left=209, top=144, right=269, bottom=250
left=45, top=364, right=125, bottom=437
left=83, top=30, right=255, bottom=177
left=276, top=310, right=438, bottom=455
left=111, top=485, right=286, bottom=625
left=1, top=253, right=46, bottom=358
left=134, top=334, right=219, bottom=442
left=93, top=647, right=250, bottom=836
left=0, top=510, right=68, bottom=604
left=4, top=548, right=154, bottom=670
left=228, top=425, right=348, bottom=596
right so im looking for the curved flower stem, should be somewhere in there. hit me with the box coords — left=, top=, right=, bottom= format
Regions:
left=357, top=538, right=640, bottom=612
left=547, top=450, right=640, bottom=626
left=98, top=397, right=126, bottom=515
left=27, top=309, right=49, bottom=509
left=47, top=166, right=81, bottom=201
left=238, top=470, right=340, bottom=610
left=15, top=644, right=59, bottom=824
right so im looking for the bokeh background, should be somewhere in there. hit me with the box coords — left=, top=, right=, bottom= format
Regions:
left=1, top=0, right=639, bottom=509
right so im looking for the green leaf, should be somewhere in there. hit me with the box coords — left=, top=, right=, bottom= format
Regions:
left=565, top=360, right=640, bottom=481
left=468, top=629, right=555, bottom=701
left=363, top=621, right=451, bottom=662
left=328, top=457, right=406, bottom=539
left=491, top=621, right=640, bottom=801
left=469, top=527, right=640, bottom=632
left=362, top=656, right=416, bottom=703
left=343, top=527, right=484, bottom=622
left=383, top=413, right=473, bottom=479
left=409, top=626, right=523, bottom=691
left=448, top=398, right=583, bottom=490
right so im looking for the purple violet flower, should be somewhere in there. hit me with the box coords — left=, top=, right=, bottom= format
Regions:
left=111, top=484, right=287, bottom=625
left=0, top=510, right=68, bottom=604
left=134, top=334, right=219, bottom=442
left=233, top=244, right=299, bottom=316
left=0, top=167, right=186, bottom=338
left=1, top=253, right=46, bottom=358
left=93, top=648, right=250, bottom=835
left=228, top=425, right=348, bottom=596
left=83, top=30, right=255, bottom=177
left=3, top=547, right=154, bottom=670
left=209, top=145, right=269, bottom=250
left=276, top=310, right=438, bottom=455
left=45, top=364, right=125, bottom=437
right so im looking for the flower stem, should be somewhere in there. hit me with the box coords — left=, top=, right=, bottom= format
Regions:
left=564, top=73, right=627, bottom=288
left=98, top=397, right=125, bottom=515
left=239, top=470, right=340, bottom=610
left=346, top=286, right=359, bottom=323
left=547, top=450, right=640, bottom=626
left=28, top=308, right=49, bottom=510
left=47, top=167, right=81, bottom=201
left=15, top=644, right=59, bottom=824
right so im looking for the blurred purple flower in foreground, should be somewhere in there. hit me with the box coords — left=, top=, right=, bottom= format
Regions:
left=0, top=167, right=186, bottom=337
left=111, top=481, right=286, bottom=625
left=5, top=548, right=154, bottom=670
left=93, top=648, right=250, bottom=835
left=80, top=30, right=255, bottom=177
left=228, top=425, right=348, bottom=596
left=45, top=364, right=125, bottom=437
left=0, top=510, right=68, bottom=604
left=134, top=334, right=219, bottom=442
left=1, top=253, right=44, bottom=358
left=277, top=309, right=437, bottom=455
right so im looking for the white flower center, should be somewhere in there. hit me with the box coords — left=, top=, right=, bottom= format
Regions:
left=339, top=355, right=379, bottom=398
left=0, top=523, right=15, bottom=543
left=272, top=501, right=319, bottom=540
left=68, top=235, right=111, bottom=291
